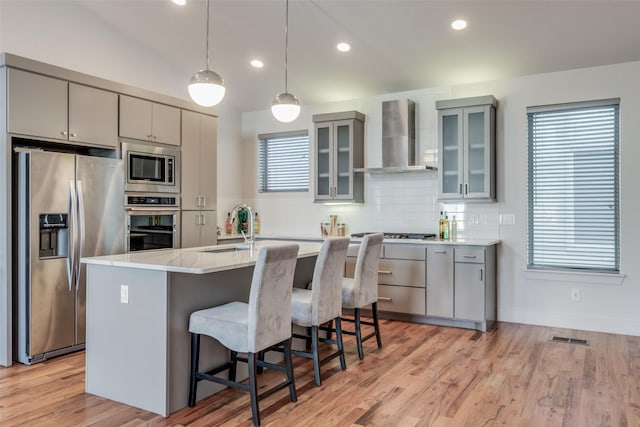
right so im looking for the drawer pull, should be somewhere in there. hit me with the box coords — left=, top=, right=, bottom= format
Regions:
left=378, top=270, right=392, bottom=275
left=434, top=250, right=447, bottom=254
left=463, top=255, right=477, bottom=259
left=378, top=296, right=393, bottom=302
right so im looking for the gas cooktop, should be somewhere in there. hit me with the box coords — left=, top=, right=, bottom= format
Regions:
left=350, top=232, right=437, bottom=240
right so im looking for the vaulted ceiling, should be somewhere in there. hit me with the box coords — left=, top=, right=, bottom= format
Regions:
left=75, top=0, right=640, bottom=112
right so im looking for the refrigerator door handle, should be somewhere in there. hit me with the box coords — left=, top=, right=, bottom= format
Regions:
left=76, top=181, right=86, bottom=291
left=68, top=181, right=77, bottom=291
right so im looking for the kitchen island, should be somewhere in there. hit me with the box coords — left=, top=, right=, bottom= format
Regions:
left=81, top=240, right=322, bottom=417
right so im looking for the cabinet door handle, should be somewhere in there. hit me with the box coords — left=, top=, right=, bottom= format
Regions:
left=465, top=183, right=468, bottom=194
left=378, top=296, right=393, bottom=302
left=463, top=255, right=477, bottom=259
left=434, top=250, right=447, bottom=254
left=480, top=269, right=483, bottom=281
left=201, top=213, right=206, bottom=225
left=147, top=134, right=153, bottom=139
left=195, top=213, right=201, bottom=225
left=459, top=183, right=463, bottom=194
left=201, top=196, right=206, bottom=207
left=378, top=270, right=392, bottom=275
left=61, top=130, right=68, bottom=136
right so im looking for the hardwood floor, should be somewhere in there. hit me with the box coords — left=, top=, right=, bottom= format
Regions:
left=1, top=320, right=639, bottom=426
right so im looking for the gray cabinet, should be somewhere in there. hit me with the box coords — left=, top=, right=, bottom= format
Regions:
left=313, top=111, right=365, bottom=203
left=181, top=210, right=217, bottom=248
left=345, top=244, right=426, bottom=316
left=436, top=96, right=496, bottom=201
left=453, top=246, right=496, bottom=330
left=181, top=110, right=217, bottom=211
left=426, top=246, right=454, bottom=318
left=180, top=110, right=217, bottom=249
left=119, top=95, right=180, bottom=146
left=7, top=68, right=118, bottom=148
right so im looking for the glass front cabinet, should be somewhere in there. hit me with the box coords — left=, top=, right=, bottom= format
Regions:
left=313, top=111, right=365, bottom=203
left=436, top=96, right=497, bottom=201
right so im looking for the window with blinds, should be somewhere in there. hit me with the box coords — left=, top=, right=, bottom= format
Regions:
left=257, top=131, right=310, bottom=192
left=527, top=99, right=620, bottom=272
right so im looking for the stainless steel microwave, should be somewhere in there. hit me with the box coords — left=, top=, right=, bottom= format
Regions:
left=121, top=140, right=180, bottom=193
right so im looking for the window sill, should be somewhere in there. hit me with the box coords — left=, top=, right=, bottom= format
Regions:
left=524, top=269, right=625, bottom=286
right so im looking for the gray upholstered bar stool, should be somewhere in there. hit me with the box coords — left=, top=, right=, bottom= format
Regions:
left=341, top=233, right=384, bottom=360
left=188, top=244, right=299, bottom=427
left=290, top=237, right=350, bottom=386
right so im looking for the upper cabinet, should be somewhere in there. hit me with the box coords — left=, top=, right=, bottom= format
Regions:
left=7, top=68, right=118, bottom=148
left=119, top=95, right=180, bottom=146
left=181, top=110, right=217, bottom=211
left=436, top=95, right=497, bottom=201
left=312, top=111, right=365, bottom=203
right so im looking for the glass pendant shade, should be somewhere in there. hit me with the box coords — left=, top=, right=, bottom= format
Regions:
left=271, top=92, right=300, bottom=123
left=188, top=69, right=225, bottom=107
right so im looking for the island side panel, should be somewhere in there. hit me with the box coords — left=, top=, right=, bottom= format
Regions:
left=86, top=264, right=170, bottom=416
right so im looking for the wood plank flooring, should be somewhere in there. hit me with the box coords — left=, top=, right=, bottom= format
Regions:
left=1, top=320, right=639, bottom=426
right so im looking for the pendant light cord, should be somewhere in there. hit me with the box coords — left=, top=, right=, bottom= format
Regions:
left=205, top=0, right=210, bottom=70
left=284, top=0, right=289, bottom=93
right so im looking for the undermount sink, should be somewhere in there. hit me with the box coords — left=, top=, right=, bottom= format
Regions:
left=200, top=245, right=251, bottom=254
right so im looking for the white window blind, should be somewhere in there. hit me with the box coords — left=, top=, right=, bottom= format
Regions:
left=258, top=131, right=309, bottom=192
left=527, top=100, right=620, bottom=272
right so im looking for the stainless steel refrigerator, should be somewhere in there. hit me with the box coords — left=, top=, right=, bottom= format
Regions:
left=15, top=149, right=124, bottom=364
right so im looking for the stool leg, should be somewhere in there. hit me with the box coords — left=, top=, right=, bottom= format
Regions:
left=229, top=350, right=238, bottom=381
left=283, top=338, right=297, bottom=402
left=305, top=327, right=312, bottom=350
left=257, top=351, right=265, bottom=374
left=354, top=307, right=364, bottom=360
left=372, top=302, right=383, bottom=349
left=248, top=352, right=260, bottom=426
left=188, top=333, right=200, bottom=407
left=335, top=317, right=347, bottom=371
left=325, top=319, right=333, bottom=340
left=311, top=325, right=321, bottom=386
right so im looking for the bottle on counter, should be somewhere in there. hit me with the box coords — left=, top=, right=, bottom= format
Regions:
left=450, top=215, right=457, bottom=240
left=254, top=212, right=260, bottom=234
left=225, top=212, right=233, bottom=235
left=443, top=214, right=450, bottom=240
left=439, top=211, right=446, bottom=239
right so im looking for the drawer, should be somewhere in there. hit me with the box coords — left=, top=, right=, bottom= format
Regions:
left=454, top=247, right=485, bottom=263
left=383, top=244, right=426, bottom=260
left=346, top=243, right=383, bottom=259
left=377, top=285, right=425, bottom=315
left=377, top=259, right=425, bottom=288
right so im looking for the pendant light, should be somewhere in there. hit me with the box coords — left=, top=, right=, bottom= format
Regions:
left=188, top=0, right=225, bottom=107
left=271, top=0, right=300, bottom=122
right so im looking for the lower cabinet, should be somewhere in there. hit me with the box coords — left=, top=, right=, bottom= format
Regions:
left=346, top=241, right=496, bottom=331
left=181, top=210, right=217, bottom=248
left=345, top=244, right=426, bottom=316
left=426, top=246, right=454, bottom=318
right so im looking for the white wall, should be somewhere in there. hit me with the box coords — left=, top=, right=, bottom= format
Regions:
left=235, top=61, right=640, bottom=337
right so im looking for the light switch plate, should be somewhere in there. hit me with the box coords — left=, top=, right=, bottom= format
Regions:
left=499, top=214, right=516, bottom=225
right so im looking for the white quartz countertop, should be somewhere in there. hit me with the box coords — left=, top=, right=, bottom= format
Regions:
left=253, top=234, right=500, bottom=247
left=81, top=240, right=323, bottom=274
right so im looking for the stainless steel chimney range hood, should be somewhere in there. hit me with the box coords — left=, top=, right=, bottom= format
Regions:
left=357, top=99, right=436, bottom=173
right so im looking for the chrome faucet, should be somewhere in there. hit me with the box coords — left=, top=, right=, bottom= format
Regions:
left=231, top=203, right=255, bottom=248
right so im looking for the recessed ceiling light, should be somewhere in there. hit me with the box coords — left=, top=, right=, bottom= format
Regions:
left=250, top=59, right=264, bottom=68
left=337, top=42, right=351, bottom=53
left=451, top=19, right=468, bottom=30
left=172, top=0, right=186, bottom=5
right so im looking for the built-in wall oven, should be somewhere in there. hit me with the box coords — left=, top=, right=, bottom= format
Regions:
left=121, top=139, right=180, bottom=193
left=125, top=194, right=180, bottom=252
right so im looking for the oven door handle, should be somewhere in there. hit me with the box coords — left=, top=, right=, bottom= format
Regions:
left=125, top=207, right=180, bottom=213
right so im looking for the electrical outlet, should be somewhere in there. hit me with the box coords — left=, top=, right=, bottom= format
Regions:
left=571, top=288, right=580, bottom=302
left=499, top=214, right=516, bottom=225
left=120, top=285, right=129, bottom=304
